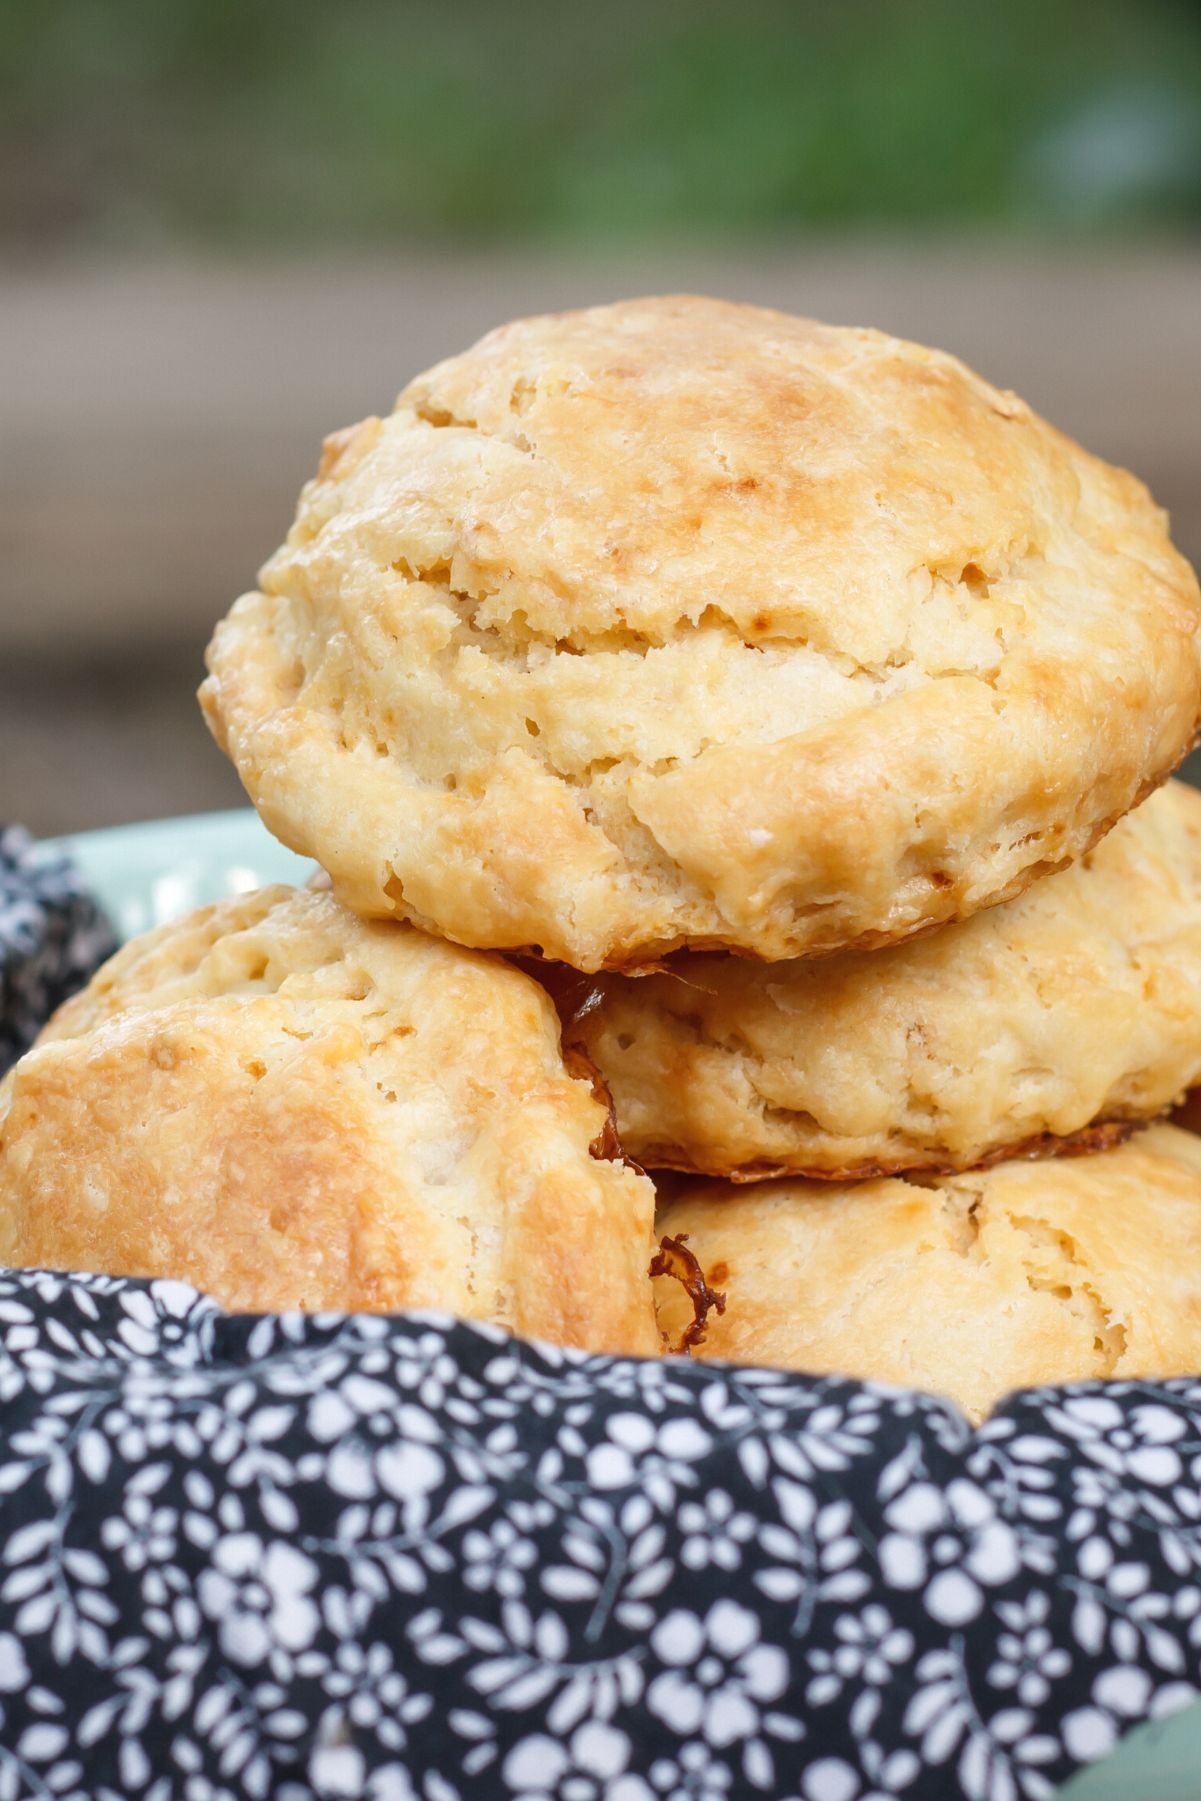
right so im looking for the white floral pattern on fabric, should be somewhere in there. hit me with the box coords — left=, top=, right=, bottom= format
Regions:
left=0, top=1277, right=1200, bottom=1797
left=879, top=1477, right=1022, bottom=1626
left=0, top=825, right=116, bottom=1073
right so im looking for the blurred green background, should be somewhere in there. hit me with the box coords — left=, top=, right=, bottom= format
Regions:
left=5, top=0, right=1201, bottom=249
left=1, top=0, right=1200, bottom=830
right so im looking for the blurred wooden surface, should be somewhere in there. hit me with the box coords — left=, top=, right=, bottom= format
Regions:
left=2, top=247, right=1199, bottom=832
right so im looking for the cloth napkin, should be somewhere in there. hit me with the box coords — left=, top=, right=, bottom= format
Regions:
left=0, top=824, right=116, bottom=1076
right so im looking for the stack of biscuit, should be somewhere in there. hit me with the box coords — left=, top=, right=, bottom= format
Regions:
left=3, top=297, right=1201, bottom=1420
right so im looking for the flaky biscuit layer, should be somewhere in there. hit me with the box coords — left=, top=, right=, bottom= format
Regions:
left=571, top=781, right=1201, bottom=1177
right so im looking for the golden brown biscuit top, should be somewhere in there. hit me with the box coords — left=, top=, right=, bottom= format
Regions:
left=276, top=294, right=1190, bottom=666
left=203, top=297, right=1200, bottom=968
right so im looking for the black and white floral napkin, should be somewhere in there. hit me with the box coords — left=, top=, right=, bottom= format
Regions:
left=1, top=1277, right=1201, bottom=1801
left=2, top=830, right=1201, bottom=1801
left=0, top=824, right=116, bottom=1075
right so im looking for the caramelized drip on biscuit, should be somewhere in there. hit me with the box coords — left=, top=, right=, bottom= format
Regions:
left=560, top=1041, right=631, bottom=1166
left=651, top=1232, right=726, bottom=1355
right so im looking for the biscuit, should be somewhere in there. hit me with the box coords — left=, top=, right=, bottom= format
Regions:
left=654, top=1125, right=1201, bottom=1421
left=202, top=296, right=1201, bottom=970
left=567, top=781, right=1201, bottom=1178
left=0, top=887, right=660, bottom=1354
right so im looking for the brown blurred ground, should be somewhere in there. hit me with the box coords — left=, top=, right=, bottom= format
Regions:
left=2, top=248, right=1199, bottom=834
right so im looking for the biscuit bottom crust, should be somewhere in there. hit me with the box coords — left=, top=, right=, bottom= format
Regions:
left=201, top=297, right=1201, bottom=971
left=654, top=1125, right=1201, bottom=1421
left=0, top=887, right=660, bottom=1356
left=569, top=782, right=1201, bottom=1177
